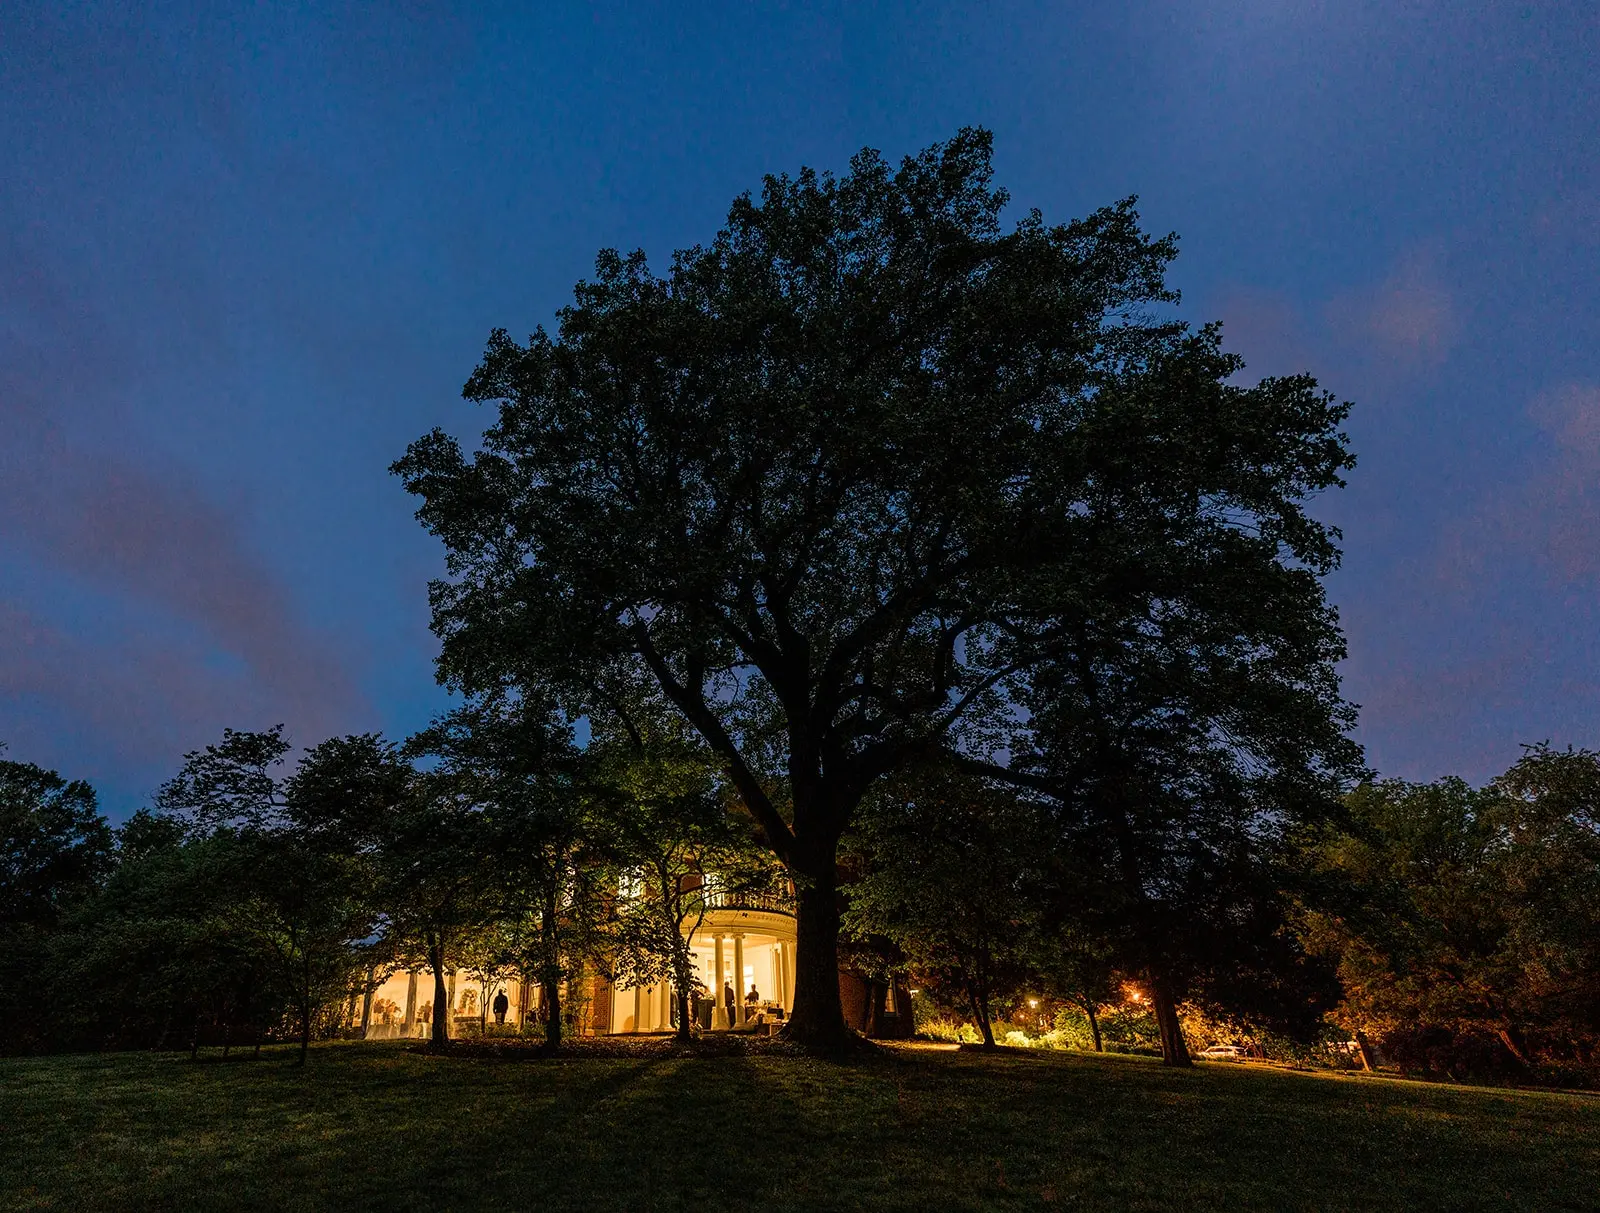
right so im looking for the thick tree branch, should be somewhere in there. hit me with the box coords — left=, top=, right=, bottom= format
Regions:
left=630, top=619, right=795, bottom=862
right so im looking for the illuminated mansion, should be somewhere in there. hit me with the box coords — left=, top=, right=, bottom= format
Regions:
left=349, top=881, right=911, bottom=1039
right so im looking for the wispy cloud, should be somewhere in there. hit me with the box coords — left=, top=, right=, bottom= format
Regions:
left=1326, top=246, right=1456, bottom=370
left=0, top=211, right=365, bottom=790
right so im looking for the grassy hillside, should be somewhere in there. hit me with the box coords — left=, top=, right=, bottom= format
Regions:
left=3, top=1041, right=1596, bottom=1211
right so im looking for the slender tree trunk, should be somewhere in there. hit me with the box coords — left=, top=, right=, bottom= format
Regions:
left=969, top=988, right=996, bottom=1048
left=359, top=966, right=375, bottom=1038
left=1354, top=1030, right=1375, bottom=1072
left=1085, top=1003, right=1103, bottom=1053
left=784, top=859, right=852, bottom=1050
left=298, top=950, right=315, bottom=1065
left=676, top=987, right=694, bottom=1041
left=1498, top=1026, right=1530, bottom=1068
left=543, top=977, right=562, bottom=1049
left=672, top=943, right=696, bottom=1042
left=429, top=935, right=450, bottom=1049
left=541, top=887, right=563, bottom=1049
left=1149, top=972, right=1191, bottom=1067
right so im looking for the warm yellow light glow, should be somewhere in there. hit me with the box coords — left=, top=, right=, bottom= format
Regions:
left=1027, top=998, right=1038, bottom=1008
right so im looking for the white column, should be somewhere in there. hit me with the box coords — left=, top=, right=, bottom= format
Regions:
left=784, top=943, right=797, bottom=1012
left=632, top=984, right=643, bottom=1034
left=403, top=971, right=418, bottom=1030
left=712, top=935, right=727, bottom=1028
left=733, top=935, right=747, bottom=1026
left=773, top=944, right=785, bottom=1009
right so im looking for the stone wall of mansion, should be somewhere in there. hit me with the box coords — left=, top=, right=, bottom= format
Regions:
left=344, top=897, right=913, bottom=1040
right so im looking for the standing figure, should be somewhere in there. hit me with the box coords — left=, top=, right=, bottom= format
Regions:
left=492, top=990, right=509, bottom=1025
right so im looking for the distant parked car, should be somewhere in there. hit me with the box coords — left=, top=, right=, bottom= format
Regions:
left=1197, top=1045, right=1247, bottom=1062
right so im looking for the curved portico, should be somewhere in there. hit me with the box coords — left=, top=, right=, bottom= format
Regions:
left=690, top=903, right=796, bottom=1028
left=607, top=886, right=797, bottom=1034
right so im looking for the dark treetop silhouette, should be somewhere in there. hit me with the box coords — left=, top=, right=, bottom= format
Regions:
left=394, top=128, right=1355, bottom=1050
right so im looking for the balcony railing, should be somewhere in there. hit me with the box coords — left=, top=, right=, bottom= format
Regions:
left=699, top=885, right=795, bottom=916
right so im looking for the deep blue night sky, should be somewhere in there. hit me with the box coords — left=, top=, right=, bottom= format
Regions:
left=3, top=3, right=1597, bottom=817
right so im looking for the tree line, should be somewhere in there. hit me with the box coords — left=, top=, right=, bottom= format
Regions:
left=5, top=729, right=1597, bottom=1082
left=4, top=129, right=1595, bottom=1083
left=0, top=700, right=772, bottom=1062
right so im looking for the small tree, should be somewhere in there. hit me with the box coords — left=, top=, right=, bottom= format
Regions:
left=593, top=713, right=772, bottom=1040
left=245, top=835, right=376, bottom=1063
left=414, top=696, right=600, bottom=1050
left=844, top=768, right=1042, bottom=1048
left=456, top=922, right=518, bottom=1034
left=1036, top=931, right=1119, bottom=1053
left=1, top=750, right=114, bottom=1052
left=157, top=728, right=381, bottom=1063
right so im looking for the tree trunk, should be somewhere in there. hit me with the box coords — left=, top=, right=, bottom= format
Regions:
left=668, top=894, right=698, bottom=1041
left=1498, top=1026, right=1530, bottom=1068
left=672, top=945, right=696, bottom=1042
left=1354, top=1030, right=1375, bottom=1072
left=865, top=981, right=885, bottom=1039
left=543, top=977, right=562, bottom=1049
left=1150, top=973, right=1191, bottom=1067
left=676, top=987, right=693, bottom=1041
left=298, top=951, right=315, bottom=1066
left=970, top=989, right=996, bottom=1048
left=783, top=862, right=852, bottom=1050
left=429, top=937, right=450, bottom=1049
left=1085, top=1003, right=1103, bottom=1053
left=359, top=966, right=375, bottom=1038
left=540, top=886, right=563, bottom=1049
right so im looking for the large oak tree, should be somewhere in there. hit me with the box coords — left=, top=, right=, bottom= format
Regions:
left=395, top=128, right=1354, bottom=1047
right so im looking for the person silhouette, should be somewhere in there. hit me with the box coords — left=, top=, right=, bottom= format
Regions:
left=492, top=990, right=509, bottom=1025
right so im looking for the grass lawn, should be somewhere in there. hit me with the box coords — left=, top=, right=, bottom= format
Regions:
left=3, top=1041, right=1596, bottom=1211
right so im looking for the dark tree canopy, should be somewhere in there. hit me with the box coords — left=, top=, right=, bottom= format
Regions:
left=1, top=755, right=113, bottom=930
left=1305, top=745, right=1600, bottom=1081
left=395, top=128, right=1356, bottom=1046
